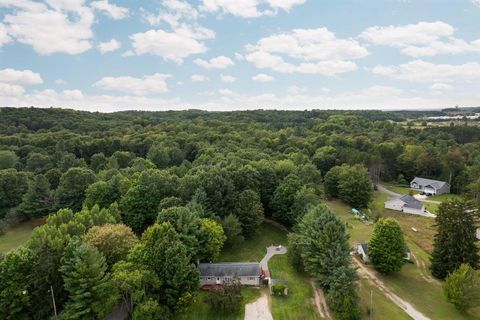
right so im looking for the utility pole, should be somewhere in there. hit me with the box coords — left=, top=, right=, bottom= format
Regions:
left=50, top=285, right=58, bottom=319
left=370, top=289, right=373, bottom=320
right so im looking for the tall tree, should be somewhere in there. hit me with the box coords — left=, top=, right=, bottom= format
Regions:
left=338, top=165, right=373, bottom=209
left=0, top=150, right=18, bottom=169
left=59, top=239, right=115, bottom=319
left=0, top=169, right=29, bottom=218
left=430, top=199, right=479, bottom=279
left=19, top=174, right=53, bottom=218
left=234, top=189, right=264, bottom=237
left=128, top=223, right=199, bottom=313
left=369, top=218, right=407, bottom=273
left=55, top=167, right=97, bottom=212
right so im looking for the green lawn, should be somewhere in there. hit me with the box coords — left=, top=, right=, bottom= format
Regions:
left=177, top=288, right=261, bottom=320
left=218, top=222, right=287, bottom=262
left=327, top=197, right=480, bottom=320
left=0, top=218, right=45, bottom=254
left=428, top=193, right=462, bottom=202
left=269, top=254, right=322, bottom=320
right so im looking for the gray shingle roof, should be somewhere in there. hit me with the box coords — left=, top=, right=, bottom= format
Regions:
left=410, top=177, right=448, bottom=190
left=198, top=263, right=261, bottom=277
left=387, top=194, right=424, bottom=210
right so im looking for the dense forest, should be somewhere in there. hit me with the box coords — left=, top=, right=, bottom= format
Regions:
left=0, top=107, right=479, bottom=319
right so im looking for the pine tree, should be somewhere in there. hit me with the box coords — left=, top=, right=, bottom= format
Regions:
left=19, top=174, right=53, bottom=218
left=59, top=239, right=115, bottom=319
left=430, top=199, right=479, bottom=279
left=369, top=218, right=407, bottom=273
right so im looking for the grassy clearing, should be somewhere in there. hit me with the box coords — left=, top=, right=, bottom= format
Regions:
left=218, top=222, right=287, bottom=262
left=178, top=288, right=261, bottom=320
left=428, top=193, right=462, bottom=202
left=357, top=279, right=411, bottom=320
left=269, top=254, right=321, bottom=320
left=0, top=218, right=45, bottom=254
left=328, top=196, right=479, bottom=320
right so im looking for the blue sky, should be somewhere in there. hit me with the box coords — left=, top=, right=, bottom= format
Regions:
left=0, top=0, right=479, bottom=112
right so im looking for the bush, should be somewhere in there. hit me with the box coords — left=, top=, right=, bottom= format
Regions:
left=271, top=284, right=287, bottom=296
left=204, top=277, right=243, bottom=314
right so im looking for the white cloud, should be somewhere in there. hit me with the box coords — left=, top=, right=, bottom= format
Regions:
left=0, top=23, right=11, bottom=46
left=429, top=83, right=453, bottom=91
left=129, top=29, right=209, bottom=63
left=200, top=0, right=305, bottom=18
left=55, top=79, right=67, bottom=85
left=191, top=74, right=208, bottom=82
left=93, top=73, right=171, bottom=95
left=132, top=1, right=214, bottom=63
left=194, top=56, right=235, bottom=69
left=267, top=0, right=305, bottom=11
left=371, top=60, right=480, bottom=83
left=245, top=28, right=368, bottom=75
left=361, top=21, right=480, bottom=57
left=1, top=0, right=94, bottom=55
left=252, top=73, right=274, bottom=82
left=97, top=39, right=121, bottom=53
left=219, top=88, right=234, bottom=95
left=220, top=74, right=236, bottom=82
left=287, top=86, right=306, bottom=94
left=90, top=0, right=129, bottom=20
left=0, top=68, right=43, bottom=85
left=472, top=0, right=480, bottom=7
left=0, top=83, right=25, bottom=97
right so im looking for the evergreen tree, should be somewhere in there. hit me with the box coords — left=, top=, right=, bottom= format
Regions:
left=19, top=174, right=53, bottom=218
left=59, top=239, right=115, bottom=319
left=430, top=199, right=479, bottom=279
left=369, top=218, right=407, bottom=273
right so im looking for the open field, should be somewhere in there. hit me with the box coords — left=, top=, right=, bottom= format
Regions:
left=269, top=254, right=321, bottom=320
left=178, top=288, right=261, bottom=320
left=327, top=196, right=480, bottom=320
left=218, top=222, right=287, bottom=262
left=0, top=218, right=45, bottom=254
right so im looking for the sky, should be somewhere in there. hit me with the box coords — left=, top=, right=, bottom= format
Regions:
left=0, top=0, right=479, bottom=112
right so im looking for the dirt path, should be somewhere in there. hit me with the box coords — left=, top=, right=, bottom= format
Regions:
left=410, top=253, right=438, bottom=284
left=353, top=258, right=431, bottom=320
left=244, top=291, right=273, bottom=320
left=310, top=280, right=332, bottom=320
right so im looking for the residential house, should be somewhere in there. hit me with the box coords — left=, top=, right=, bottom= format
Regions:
left=356, top=243, right=411, bottom=263
left=384, top=194, right=426, bottom=215
left=410, top=177, right=450, bottom=195
left=198, top=262, right=262, bottom=289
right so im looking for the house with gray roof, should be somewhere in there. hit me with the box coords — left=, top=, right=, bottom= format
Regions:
left=198, top=262, right=262, bottom=288
left=410, top=177, right=450, bottom=195
left=384, top=194, right=426, bottom=215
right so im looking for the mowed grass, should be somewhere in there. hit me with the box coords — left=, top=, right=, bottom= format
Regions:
left=327, top=196, right=480, bottom=320
left=381, top=183, right=417, bottom=195
left=0, top=218, right=45, bottom=254
left=269, top=254, right=321, bottom=320
left=218, top=222, right=287, bottom=262
left=357, top=279, right=411, bottom=320
left=177, top=288, right=261, bottom=320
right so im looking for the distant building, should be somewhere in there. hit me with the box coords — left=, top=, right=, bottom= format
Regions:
left=198, top=262, right=262, bottom=289
left=384, top=194, right=426, bottom=215
left=356, top=243, right=411, bottom=263
left=410, top=177, right=450, bottom=195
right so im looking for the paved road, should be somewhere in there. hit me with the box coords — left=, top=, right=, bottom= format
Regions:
left=353, top=258, right=431, bottom=320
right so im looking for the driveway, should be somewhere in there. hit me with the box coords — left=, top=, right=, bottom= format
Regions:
left=244, top=291, right=273, bottom=320
left=353, top=257, right=431, bottom=320
left=260, top=245, right=287, bottom=276
left=377, top=184, right=401, bottom=197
